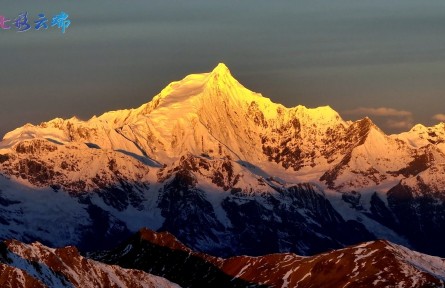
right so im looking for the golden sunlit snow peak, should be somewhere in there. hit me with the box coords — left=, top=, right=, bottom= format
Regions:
left=211, top=63, right=231, bottom=76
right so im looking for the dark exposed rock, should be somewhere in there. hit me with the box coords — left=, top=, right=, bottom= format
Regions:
left=158, top=168, right=374, bottom=257
left=15, top=140, right=58, bottom=154
left=367, top=192, right=397, bottom=229
left=248, top=101, right=268, bottom=128
left=342, top=191, right=362, bottom=209
left=388, top=183, right=445, bottom=257
left=0, top=154, right=10, bottom=164
left=389, top=153, right=430, bottom=177
left=17, top=159, right=55, bottom=186
left=78, top=203, right=132, bottom=252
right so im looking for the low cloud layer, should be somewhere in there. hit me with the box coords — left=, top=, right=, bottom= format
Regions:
left=344, top=107, right=414, bottom=132
left=385, top=119, right=414, bottom=130
left=344, top=107, right=412, bottom=117
left=432, top=114, right=445, bottom=122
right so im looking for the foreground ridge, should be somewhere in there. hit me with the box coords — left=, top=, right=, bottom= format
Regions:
left=95, top=228, right=445, bottom=288
left=0, top=238, right=180, bottom=288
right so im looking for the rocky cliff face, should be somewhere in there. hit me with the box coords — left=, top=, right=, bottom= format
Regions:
left=0, top=64, right=445, bottom=258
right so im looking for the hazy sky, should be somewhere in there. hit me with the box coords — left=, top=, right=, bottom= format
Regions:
left=1, top=0, right=445, bottom=136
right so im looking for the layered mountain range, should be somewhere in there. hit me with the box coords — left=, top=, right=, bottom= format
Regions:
left=0, top=63, right=445, bottom=260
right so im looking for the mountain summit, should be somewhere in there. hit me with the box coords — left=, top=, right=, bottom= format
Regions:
left=1, top=63, right=348, bottom=170
left=210, top=62, right=232, bottom=78
left=0, top=65, right=445, bottom=258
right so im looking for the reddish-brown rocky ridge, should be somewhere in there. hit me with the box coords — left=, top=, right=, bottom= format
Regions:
left=0, top=239, right=180, bottom=288
left=97, top=228, right=445, bottom=288
left=0, top=263, right=46, bottom=288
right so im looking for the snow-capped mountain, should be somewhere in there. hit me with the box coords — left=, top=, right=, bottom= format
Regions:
left=0, top=237, right=180, bottom=288
left=96, top=228, right=445, bottom=288
left=0, top=63, right=445, bottom=258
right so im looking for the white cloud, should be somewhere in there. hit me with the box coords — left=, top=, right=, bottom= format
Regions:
left=432, top=114, right=445, bottom=122
left=343, top=106, right=414, bottom=132
left=386, top=119, right=414, bottom=130
left=344, top=107, right=412, bottom=117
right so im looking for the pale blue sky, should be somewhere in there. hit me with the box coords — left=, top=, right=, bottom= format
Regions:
left=1, top=0, right=445, bottom=135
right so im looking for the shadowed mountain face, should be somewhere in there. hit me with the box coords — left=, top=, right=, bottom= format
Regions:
left=0, top=64, right=445, bottom=259
left=95, top=228, right=445, bottom=288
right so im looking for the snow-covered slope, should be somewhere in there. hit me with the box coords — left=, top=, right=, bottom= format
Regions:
left=0, top=63, right=445, bottom=259
left=395, top=123, right=445, bottom=153
left=0, top=239, right=180, bottom=288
